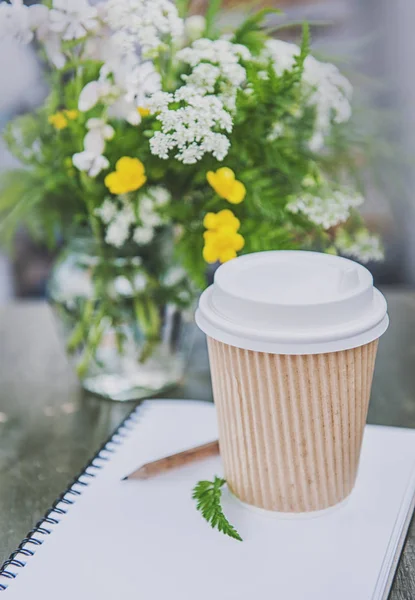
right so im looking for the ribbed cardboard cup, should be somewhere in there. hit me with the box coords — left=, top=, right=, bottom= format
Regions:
left=196, top=251, right=389, bottom=514
left=207, top=337, right=379, bottom=513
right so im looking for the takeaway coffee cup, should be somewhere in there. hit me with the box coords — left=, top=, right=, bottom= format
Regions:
left=196, top=251, right=389, bottom=513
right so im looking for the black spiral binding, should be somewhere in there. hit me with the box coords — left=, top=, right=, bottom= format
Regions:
left=0, top=405, right=142, bottom=591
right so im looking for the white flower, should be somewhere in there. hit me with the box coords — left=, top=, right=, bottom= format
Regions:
left=120, top=202, right=135, bottom=224
left=263, top=39, right=299, bottom=75
left=139, top=204, right=162, bottom=228
left=27, top=3, right=49, bottom=30
left=80, top=59, right=161, bottom=125
left=287, top=190, right=364, bottom=230
left=178, top=38, right=251, bottom=67
left=149, top=90, right=233, bottom=164
left=49, top=0, right=98, bottom=41
left=175, top=143, right=204, bottom=164
left=23, top=3, right=68, bottom=68
left=104, top=60, right=161, bottom=124
left=308, top=132, right=325, bottom=153
left=0, top=0, right=48, bottom=44
left=184, top=15, right=206, bottom=41
left=148, top=91, right=174, bottom=113
left=105, top=204, right=135, bottom=248
left=109, top=29, right=136, bottom=56
left=263, top=40, right=353, bottom=149
left=304, top=56, right=353, bottom=123
left=182, top=63, right=220, bottom=94
left=106, top=220, right=130, bottom=248
left=78, top=82, right=101, bottom=112
left=83, top=9, right=122, bottom=62
left=177, top=38, right=249, bottom=110
left=174, top=84, right=203, bottom=104
left=133, top=227, right=154, bottom=245
left=73, top=118, right=114, bottom=177
left=95, top=199, right=139, bottom=247
left=78, top=79, right=117, bottom=112
left=104, top=0, right=184, bottom=57
left=72, top=152, right=109, bottom=177
left=84, top=118, right=115, bottom=155
left=87, top=118, right=115, bottom=140
left=149, top=131, right=175, bottom=160
left=150, top=186, right=170, bottom=206
left=114, top=276, right=134, bottom=296
left=137, top=191, right=168, bottom=228
left=336, top=229, right=384, bottom=263
left=139, top=197, right=153, bottom=213
left=108, top=97, right=141, bottom=126
left=200, top=132, right=230, bottom=161
left=124, top=61, right=161, bottom=106
left=220, top=62, right=247, bottom=87
left=39, top=30, right=66, bottom=69
left=0, top=0, right=67, bottom=68
left=219, top=88, right=237, bottom=112
left=95, top=199, right=118, bottom=225
left=140, top=211, right=162, bottom=228
left=304, top=56, right=352, bottom=149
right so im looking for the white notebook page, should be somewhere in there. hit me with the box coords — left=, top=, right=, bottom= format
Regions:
left=1, top=400, right=415, bottom=600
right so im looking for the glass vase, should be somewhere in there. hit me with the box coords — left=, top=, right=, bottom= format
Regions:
left=48, top=235, right=195, bottom=402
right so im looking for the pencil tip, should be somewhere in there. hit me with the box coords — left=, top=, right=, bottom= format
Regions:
left=122, top=476, right=128, bottom=481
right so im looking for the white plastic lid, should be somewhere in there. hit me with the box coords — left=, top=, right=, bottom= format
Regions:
left=196, top=251, right=389, bottom=355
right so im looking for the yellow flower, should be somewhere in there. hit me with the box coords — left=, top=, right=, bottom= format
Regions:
left=203, top=229, right=245, bottom=264
left=104, top=157, right=147, bottom=195
left=206, top=167, right=246, bottom=204
left=202, top=209, right=245, bottom=264
left=64, top=109, right=79, bottom=120
left=48, top=112, right=68, bottom=130
left=203, top=209, right=240, bottom=232
left=48, top=110, right=78, bottom=130
left=137, top=107, right=150, bottom=117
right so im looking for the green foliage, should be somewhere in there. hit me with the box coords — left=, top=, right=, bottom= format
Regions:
left=175, top=0, right=190, bottom=18
left=0, top=169, right=59, bottom=248
left=233, top=7, right=282, bottom=54
left=298, top=22, right=310, bottom=67
left=192, top=477, right=243, bottom=542
left=0, top=1, right=381, bottom=340
left=222, top=24, right=315, bottom=246
left=204, top=0, right=223, bottom=38
left=176, top=227, right=207, bottom=290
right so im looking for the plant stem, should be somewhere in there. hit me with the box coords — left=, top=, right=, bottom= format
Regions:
left=80, top=172, right=105, bottom=250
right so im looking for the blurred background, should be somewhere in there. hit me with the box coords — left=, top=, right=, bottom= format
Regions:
left=0, top=0, right=414, bottom=299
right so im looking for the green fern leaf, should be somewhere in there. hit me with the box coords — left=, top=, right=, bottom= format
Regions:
left=192, top=477, right=243, bottom=542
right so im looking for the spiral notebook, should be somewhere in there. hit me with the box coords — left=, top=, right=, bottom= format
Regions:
left=1, top=400, right=415, bottom=600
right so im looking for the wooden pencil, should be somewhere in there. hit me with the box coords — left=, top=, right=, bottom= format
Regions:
left=123, top=440, right=220, bottom=480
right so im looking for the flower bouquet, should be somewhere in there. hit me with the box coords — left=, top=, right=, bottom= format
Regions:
left=0, top=0, right=382, bottom=400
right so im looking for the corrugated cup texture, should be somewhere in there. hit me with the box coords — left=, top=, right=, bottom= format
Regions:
left=207, top=337, right=379, bottom=513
